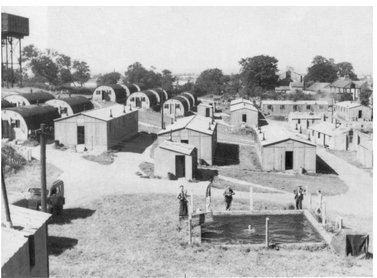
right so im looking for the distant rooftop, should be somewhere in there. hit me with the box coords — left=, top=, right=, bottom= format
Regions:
left=307, top=82, right=330, bottom=91
left=335, top=101, right=364, bottom=109
left=159, top=140, right=196, bottom=155
left=230, top=98, right=257, bottom=112
left=262, top=100, right=328, bottom=105
left=288, top=112, right=323, bottom=120
left=309, top=121, right=350, bottom=136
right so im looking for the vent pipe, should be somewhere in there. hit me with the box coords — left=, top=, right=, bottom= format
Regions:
left=110, top=109, right=113, bottom=118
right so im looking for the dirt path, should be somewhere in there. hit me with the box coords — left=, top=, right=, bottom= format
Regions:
left=316, top=147, right=373, bottom=217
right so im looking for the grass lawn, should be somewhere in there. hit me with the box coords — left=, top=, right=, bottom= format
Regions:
left=211, top=176, right=281, bottom=194
left=48, top=194, right=372, bottom=277
left=214, top=167, right=348, bottom=196
left=4, top=158, right=63, bottom=193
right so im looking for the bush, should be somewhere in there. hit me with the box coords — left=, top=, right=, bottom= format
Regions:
left=1, top=144, right=27, bottom=173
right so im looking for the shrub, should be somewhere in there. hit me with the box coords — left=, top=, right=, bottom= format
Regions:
left=1, top=144, right=27, bottom=173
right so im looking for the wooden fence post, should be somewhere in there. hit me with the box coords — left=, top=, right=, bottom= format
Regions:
left=265, top=217, right=269, bottom=248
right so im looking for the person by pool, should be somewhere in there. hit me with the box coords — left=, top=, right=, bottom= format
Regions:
left=247, top=225, right=256, bottom=233
left=223, top=186, right=235, bottom=211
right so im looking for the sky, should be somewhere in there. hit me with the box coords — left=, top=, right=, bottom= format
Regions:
left=1, top=6, right=373, bottom=76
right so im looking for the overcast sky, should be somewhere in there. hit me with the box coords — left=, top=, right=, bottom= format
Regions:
left=2, top=6, right=373, bottom=76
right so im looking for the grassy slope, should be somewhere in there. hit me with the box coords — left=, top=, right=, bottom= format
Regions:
left=49, top=194, right=372, bottom=277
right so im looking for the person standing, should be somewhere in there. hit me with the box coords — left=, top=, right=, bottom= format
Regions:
left=294, top=186, right=304, bottom=209
left=205, top=177, right=213, bottom=212
left=223, top=186, right=235, bottom=211
left=177, top=185, right=189, bottom=221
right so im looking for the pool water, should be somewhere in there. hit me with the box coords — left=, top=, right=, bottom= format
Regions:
left=201, top=214, right=323, bottom=244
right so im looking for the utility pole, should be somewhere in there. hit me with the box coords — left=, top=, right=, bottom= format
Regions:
left=40, top=124, right=47, bottom=212
left=161, top=104, right=165, bottom=129
left=2, top=167, right=13, bottom=228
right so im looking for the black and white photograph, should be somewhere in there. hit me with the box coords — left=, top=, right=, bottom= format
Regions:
left=1, top=3, right=374, bottom=277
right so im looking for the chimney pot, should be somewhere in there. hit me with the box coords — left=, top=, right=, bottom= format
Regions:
left=110, top=109, right=113, bottom=118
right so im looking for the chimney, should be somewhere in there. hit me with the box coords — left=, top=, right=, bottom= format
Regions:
left=109, top=109, right=113, bottom=118
left=208, top=122, right=212, bottom=130
left=262, top=132, right=266, bottom=141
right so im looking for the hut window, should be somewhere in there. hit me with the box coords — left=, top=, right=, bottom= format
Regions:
left=242, top=114, right=247, bottom=122
left=164, top=104, right=169, bottom=109
left=267, top=105, right=272, bottom=110
left=280, top=105, right=285, bottom=110
left=319, top=105, right=323, bottom=109
left=61, top=107, right=68, bottom=114
left=312, top=119, right=315, bottom=124
left=130, top=97, right=134, bottom=101
left=297, top=119, right=301, bottom=124
left=181, top=140, right=189, bottom=144
left=317, top=132, right=320, bottom=138
left=141, top=97, right=146, bottom=102
left=312, top=130, right=314, bottom=136
left=15, top=120, right=20, bottom=128
left=175, top=104, right=180, bottom=109
left=306, top=105, right=311, bottom=110
left=96, top=91, right=100, bottom=95
left=293, top=105, right=298, bottom=111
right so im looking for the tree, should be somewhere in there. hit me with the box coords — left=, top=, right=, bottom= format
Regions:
left=336, top=62, right=358, bottom=80
left=72, top=60, right=91, bottom=87
left=97, top=72, right=121, bottom=86
left=359, top=84, right=372, bottom=106
left=305, top=55, right=338, bottom=83
left=30, top=55, right=60, bottom=85
left=161, top=69, right=176, bottom=92
left=223, top=74, right=242, bottom=98
left=194, top=68, right=225, bottom=96
left=124, top=62, right=163, bottom=89
left=239, top=55, right=279, bottom=96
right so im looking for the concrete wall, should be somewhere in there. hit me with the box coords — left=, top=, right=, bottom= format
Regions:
left=2, top=224, right=49, bottom=278
left=261, top=140, right=316, bottom=173
left=158, top=128, right=216, bottom=165
left=230, top=108, right=258, bottom=127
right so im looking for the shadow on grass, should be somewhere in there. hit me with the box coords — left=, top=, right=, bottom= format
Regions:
left=196, top=168, right=218, bottom=181
left=49, top=208, right=96, bottom=225
left=213, top=142, right=239, bottom=166
left=48, top=236, right=78, bottom=256
left=112, top=132, right=157, bottom=154
left=316, top=155, right=338, bottom=175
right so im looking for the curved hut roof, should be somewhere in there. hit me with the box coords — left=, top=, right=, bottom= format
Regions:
left=172, top=96, right=189, bottom=112
left=96, top=84, right=128, bottom=104
left=141, top=90, right=158, bottom=107
left=17, top=91, right=55, bottom=104
left=52, top=96, right=94, bottom=114
left=5, top=104, right=60, bottom=130
left=1, top=98, right=15, bottom=108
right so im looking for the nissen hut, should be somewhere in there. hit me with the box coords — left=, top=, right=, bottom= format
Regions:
left=46, top=96, right=94, bottom=117
left=1, top=105, right=60, bottom=140
left=92, top=84, right=129, bottom=104
left=163, top=92, right=196, bottom=118
left=158, top=115, right=217, bottom=165
left=126, top=90, right=159, bottom=109
left=4, top=91, right=55, bottom=107
left=54, top=104, right=138, bottom=152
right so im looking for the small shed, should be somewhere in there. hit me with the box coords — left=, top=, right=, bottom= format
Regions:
left=1, top=105, right=60, bottom=140
left=261, top=100, right=329, bottom=118
left=255, top=125, right=316, bottom=173
left=197, top=103, right=214, bottom=118
left=126, top=90, right=158, bottom=109
left=288, top=112, right=323, bottom=133
left=308, top=121, right=351, bottom=150
left=92, top=84, right=128, bottom=104
left=334, top=101, right=372, bottom=122
left=4, top=91, right=55, bottom=107
left=54, top=104, right=138, bottom=151
left=46, top=96, right=94, bottom=117
left=163, top=95, right=190, bottom=117
left=158, top=115, right=217, bottom=165
left=154, top=140, right=198, bottom=180
left=230, top=98, right=258, bottom=127
left=2, top=205, right=51, bottom=278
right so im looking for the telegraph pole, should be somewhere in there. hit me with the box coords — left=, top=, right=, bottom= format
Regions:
left=40, top=124, right=47, bottom=212
left=1, top=167, right=13, bottom=228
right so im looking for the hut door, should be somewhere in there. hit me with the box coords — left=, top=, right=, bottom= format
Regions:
left=206, top=108, right=210, bottom=117
left=77, top=126, right=85, bottom=144
left=285, top=151, right=293, bottom=170
left=175, top=155, right=185, bottom=178
left=136, top=98, right=142, bottom=108
left=358, top=110, right=362, bottom=119
left=2, top=120, right=10, bottom=139
left=242, top=114, right=247, bottom=122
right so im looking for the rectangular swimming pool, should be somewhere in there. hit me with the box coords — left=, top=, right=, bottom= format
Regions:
left=201, top=213, right=324, bottom=245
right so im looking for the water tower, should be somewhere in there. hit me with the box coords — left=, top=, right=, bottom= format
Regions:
left=1, top=12, right=29, bottom=88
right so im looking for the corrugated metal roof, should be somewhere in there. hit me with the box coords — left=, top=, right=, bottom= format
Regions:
left=158, top=115, right=216, bottom=136
left=81, top=104, right=136, bottom=121
left=172, top=96, right=189, bottom=112
left=4, top=104, right=60, bottom=130
left=1, top=98, right=14, bottom=108
left=181, top=92, right=196, bottom=107
left=309, top=121, right=350, bottom=136
left=140, top=90, right=158, bottom=106
left=2, top=205, right=50, bottom=266
left=159, top=140, right=196, bottom=155
left=17, top=91, right=55, bottom=104
left=48, top=96, right=94, bottom=114
left=335, top=101, right=362, bottom=109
